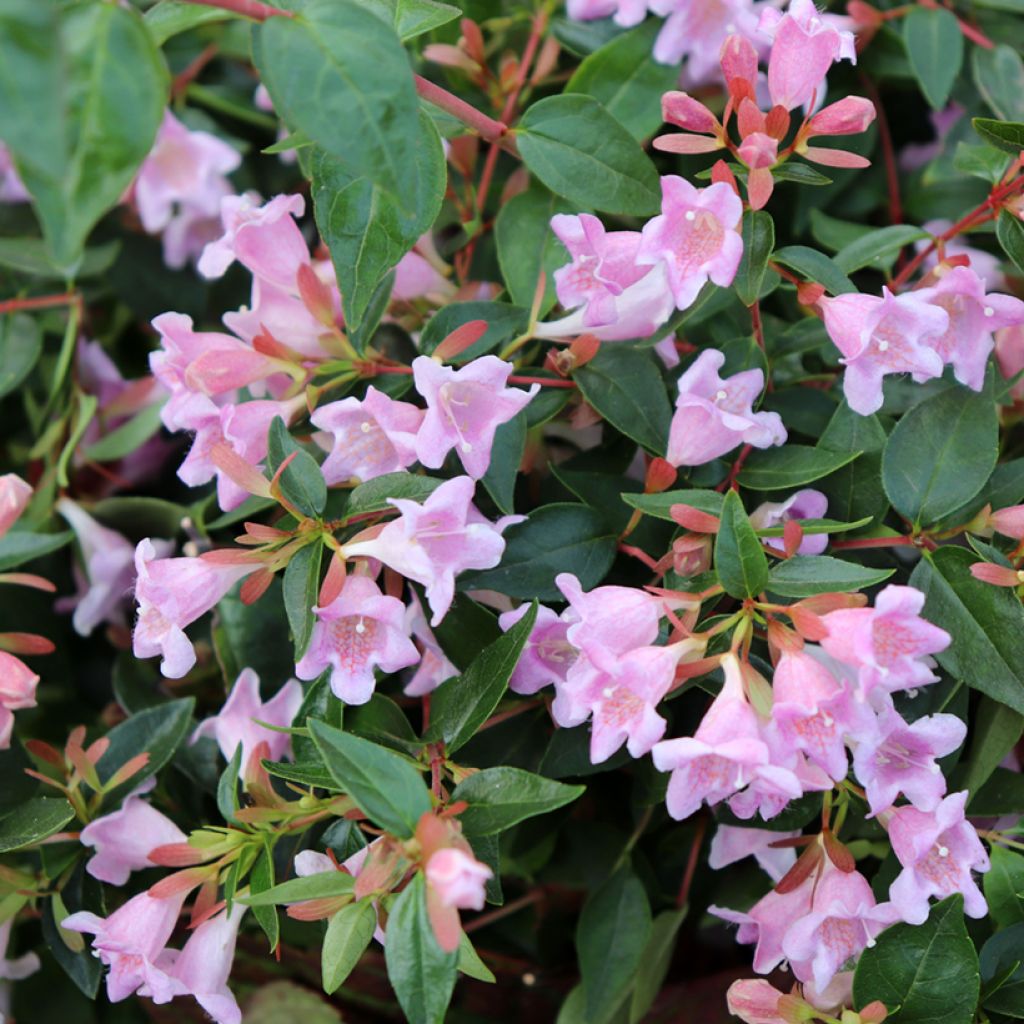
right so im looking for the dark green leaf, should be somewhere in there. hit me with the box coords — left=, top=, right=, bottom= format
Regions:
left=902, top=7, right=963, bottom=110
left=343, top=472, right=442, bottom=520
left=739, top=445, right=861, bottom=491
left=985, top=846, right=1024, bottom=928
left=144, top=0, right=236, bottom=43
left=974, top=117, right=1024, bottom=155
left=620, top=488, right=723, bottom=521
left=767, top=555, right=895, bottom=598
left=482, top=411, right=526, bottom=515
left=251, top=846, right=280, bottom=952
left=771, top=246, right=856, bottom=295
left=283, top=541, right=323, bottom=659
left=980, top=924, right=1024, bottom=1017
left=0, top=530, right=72, bottom=571
left=0, top=314, right=42, bottom=399
left=310, top=720, right=430, bottom=837
left=734, top=211, right=775, bottom=307
left=452, top=767, right=585, bottom=836
left=267, top=417, right=327, bottom=518
left=0, top=797, right=75, bottom=852
left=998, top=209, right=1024, bottom=275
left=629, top=908, right=686, bottom=1024
left=517, top=95, right=661, bottom=216
left=418, top=302, right=528, bottom=363
left=833, top=225, right=928, bottom=274
left=960, top=697, right=1024, bottom=797
left=82, top=402, right=164, bottom=462
left=217, top=744, right=243, bottom=824
left=974, top=45, right=1024, bottom=123
left=714, top=490, right=769, bottom=599
left=243, top=871, right=355, bottom=906
left=323, top=898, right=376, bottom=993
left=262, top=759, right=339, bottom=789
left=352, top=0, right=460, bottom=40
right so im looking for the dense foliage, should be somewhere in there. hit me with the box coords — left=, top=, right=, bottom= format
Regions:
left=2, top=1, right=1024, bottom=1022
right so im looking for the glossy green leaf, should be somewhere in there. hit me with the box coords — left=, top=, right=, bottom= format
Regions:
left=903, top=7, right=963, bottom=110
left=974, top=117, right=1024, bottom=154
left=267, top=417, right=327, bottom=518
left=482, top=411, right=526, bottom=515
left=143, top=0, right=236, bottom=43
left=629, top=908, right=686, bottom=1024
left=343, top=472, right=441, bottom=520
left=322, top=899, right=376, bottom=994
left=833, top=225, right=928, bottom=274
left=771, top=245, right=856, bottom=295
left=985, top=846, right=1024, bottom=928
left=980, top=924, right=1024, bottom=1017
left=352, top=0, right=460, bottom=40
left=0, top=314, right=42, bottom=399
left=452, top=767, right=585, bottom=836
left=620, top=488, right=723, bottom=521
left=283, top=541, right=323, bottom=659
left=251, top=846, right=280, bottom=952
left=0, top=797, right=75, bottom=853
left=998, top=209, right=1024, bottom=275
left=767, top=555, right=895, bottom=598
left=734, top=211, right=775, bottom=307
left=973, top=45, right=1024, bottom=122
left=714, top=489, right=769, bottom=599
left=243, top=871, right=355, bottom=906
left=739, top=445, right=861, bottom=491
left=0, top=530, right=72, bottom=572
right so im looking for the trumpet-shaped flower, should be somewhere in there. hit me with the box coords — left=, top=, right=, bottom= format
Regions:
left=80, top=796, right=186, bottom=885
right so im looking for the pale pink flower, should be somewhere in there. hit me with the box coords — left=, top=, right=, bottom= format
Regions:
left=295, top=575, right=420, bottom=705
left=63, top=891, right=187, bottom=1004
left=498, top=603, right=576, bottom=696
left=403, top=595, right=458, bottom=697
left=425, top=848, right=492, bottom=911
left=782, top=868, right=898, bottom=993
left=0, top=143, right=29, bottom=203
left=637, top=177, right=744, bottom=312
left=805, top=96, right=877, bottom=139
left=566, top=0, right=648, bottom=27
left=392, top=249, right=454, bottom=302
left=852, top=706, right=966, bottom=815
left=900, top=104, right=963, bottom=171
left=726, top=979, right=791, bottom=1024
left=0, top=474, right=31, bottom=538
left=914, top=265, right=1024, bottom=391
left=666, top=349, right=786, bottom=466
left=133, top=540, right=261, bottom=679
left=80, top=795, right=186, bottom=885
left=649, top=0, right=763, bottom=83
left=311, top=387, right=423, bottom=485
left=759, top=0, right=856, bottom=111
left=708, top=825, right=799, bottom=883
left=192, top=668, right=303, bottom=774
left=917, top=220, right=1004, bottom=292
left=343, top=476, right=519, bottom=626
left=819, top=585, right=950, bottom=702
left=555, top=572, right=663, bottom=659
left=749, top=489, right=829, bottom=556
left=0, top=652, right=39, bottom=749
left=820, top=288, right=948, bottom=416
left=887, top=790, right=990, bottom=924
left=0, top=918, right=40, bottom=992
left=991, top=504, right=1024, bottom=539
left=412, top=355, right=537, bottom=480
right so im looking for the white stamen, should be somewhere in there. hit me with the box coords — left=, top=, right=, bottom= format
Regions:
left=984, top=306, right=995, bottom=317
left=355, top=620, right=366, bottom=635
left=929, top=762, right=941, bottom=773
left=866, top=937, right=876, bottom=948
left=938, top=845, right=949, bottom=857
left=685, top=210, right=696, bottom=222
left=877, top=340, right=889, bottom=352
left=360, top=421, right=372, bottom=433
left=461, top=441, right=473, bottom=453
left=716, top=389, right=728, bottom=401
left=602, top=686, right=616, bottom=699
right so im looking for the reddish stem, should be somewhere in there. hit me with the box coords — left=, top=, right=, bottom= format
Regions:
left=358, top=362, right=576, bottom=388
left=0, top=292, right=80, bottom=315
left=717, top=444, right=753, bottom=493
left=464, top=889, right=544, bottom=933
left=830, top=535, right=916, bottom=551
left=414, top=75, right=510, bottom=146
left=172, top=43, right=219, bottom=99
left=183, top=0, right=291, bottom=20
left=677, top=815, right=708, bottom=909
left=860, top=73, right=901, bottom=225
left=750, top=300, right=766, bottom=352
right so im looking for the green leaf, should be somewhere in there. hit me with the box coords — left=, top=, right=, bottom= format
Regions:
left=283, top=542, right=323, bottom=659
left=818, top=401, right=889, bottom=526
left=495, top=185, right=573, bottom=315
left=0, top=529, right=72, bottom=571
left=564, top=20, right=680, bottom=142
left=351, top=0, right=460, bottom=40
left=739, top=445, right=861, bottom=491
left=243, top=871, right=355, bottom=906
left=853, top=895, right=979, bottom=1024
left=973, top=45, right=1024, bottom=123
left=385, top=873, right=458, bottom=1024
left=970, top=767, right=1024, bottom=816
left=577, top=868, right=652, bottom=1020
left=620, top=488, right=723, bottom=521
left=575, top=345, right=672, bottom=453
left=629, top=908, right=686, bottom=1024
left=82, top=402, right=164, bottom=462
left=460, top=503, right=616, bottom=601
left=771, top=245, right=856, bottom=295
left=217, top=744, right=243, bottom=824
left=902, top=7, right=963, bottom=110
left=882, top=385, right=998, bottom=527
left=429, top=592, right=501, bottom=672
left=0, top=237, right=118, bottom=278
left=343, top=472, right=441, bottom=521
left=714, top=489, right=769, bottom=599
left=348, top=693, right=422, bottom=754
left=773, top=162, right=833, bottom=186
left=310, top=720, right=431, bottom=837
left=426, top=603, right=537, bottom=753
left=451, top=767, right=585, bottom=836
left=144, top=0, right=237, bottom=44
left=974, top=117, right=1024, bottom=155
left=985, top=846, right=1024, bottom=929
left=97, top=697, right=196, bottom=805
left=767, top=555, right=895, bottom=598
left=960, top=697, right=1024, bottom=797
left=910, top=547, right=1024, bottom=715
left=482, top=411, right=526, bottom=515
left=0, top=0, right=167, bottom=272
left=262, top=759, right=339, bottom=789
left=251, top=846, right=281, bottom=952
left=457, top=933, right=495, bottom=983
left=833, top=225, right=928, bottom=274
left=267, top=417, right=327, bottom=518
left=998, top=209, right=1024, bottom=275
left=0, top=314, right=42, bottom=399
left=419, top=301, right=528, bottom=363
left=0, top=797, right=75, bottom=852
left=980, top=924, right=1024, bottom=1017
left=517, top=95, right=661, bottom=216
left=734, top=211, right=775, bottom=307
left=322, top=899, right=376, bottom=994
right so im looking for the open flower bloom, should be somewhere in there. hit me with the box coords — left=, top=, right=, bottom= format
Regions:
left=312, top=387, right=424, bottom=484
left=749, top=489, right=829, bottom=556
left=499, top=603, right=577, bottom=695
left=666, top=349, right=786, bottom=466
left=649, top=0, right=763, bottom=83
left=81, top=795, right=187, bottom=885
left=296, top=575, right=420, bottom=705
left=344, top=476, right=520, bottom=626
left=820, top=288, right=948, bottom=416
left=914, top=265, right=1024, bottom=391
left=412, top=355, right=537, bottom=480
left=852, top=706, right=966, bottom=815
left=708, top=825, right=799, bottom=884
left=192, top=668, right=303, bottom=775
left=425, top=848, right=492, bottom=912
left=63, top=891, right=188, bottom=1004
left=819, top=585, right=950, bottom=702
left=637, top=177, right=744, bottom=312
left=133, top=541, right=262, bottom=679
left=0, top=474, right=31, bottom=537
left=887, top=790, right=990, bottom=924
left=403, top=595, right=458, bottom=697
left=555, top=572, right=663, bottom=659
left=0, top=652, right=39, bottom=749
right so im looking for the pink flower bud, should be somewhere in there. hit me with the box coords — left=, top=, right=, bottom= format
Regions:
left=720, top=34, right=759, bottom=94
left=990, top=505, right=1024, bottom=539
left=0, top=474, right=31, bottom=539
left=662, top=91, right=720, bottom=135
left=808, top=96, right=877, bottom=137
left=970, top=562, right=1023, bottom=587
left=738, top=132, right=779, bottom=170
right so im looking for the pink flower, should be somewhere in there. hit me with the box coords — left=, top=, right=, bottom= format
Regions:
left=666, top=349, right=786, bottom=466
left=820, top=288, right=948, bottom=416
left=80, top=795, right=186, bottom=885
left=708, top=825, right=799, bottom=884
left=403, top=595, right=458, bottom=697
left=192, top=668, right=303, bottom=774
left=133, top=540, right=261, bottom=679
left=887, top=791, right=990, bottom=924
left=806, top=96, right=877, bottom=138
left=0, top=917, right=40, bottom=987
left=852, top=706, right=966, bottom=815
left=311, top=387, right=423, bottom=485
left=499, top=603, right=576, bottom=696
left=0, top=474, right=31, bottom=538
left=738, top=132, right=778, bottom=170
left=155, top=904, right=247, bottom=1024
left=782, top=868, right=898, bottom=993
left=637, top=177, right=744, bottom=312
left=425, top=848, right=492, bottom=911
left=652, top=654, right=801, bottom=821
left=0, top=652, right=40, bottom=749
left=0, top=143, right=29, bottom=203
left=991, top=504, right=1024, bottom=539
left=726, top=979, right=791, bottom=1024
left=392, top=249, right=454, bottom=303
left=749, top=489, right=829, bottom=556
left=914, top=265, right=1024, bottom=391
left=343, top=476, right=519, bottom=625
left=412, top=355, right=537, bottom=480
left=649, top=0, right=763, bottom=84
left=819, top=585, right=950, bottom=702
left=555, top=572, right=664, bottom=659
left=759, top=0, right=856, bottom=111
left=63, top=890, right=187, bottom=1004
left=295, top=575, right=420, bottom=705
left=917, top=220, right=1004, bottom=292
